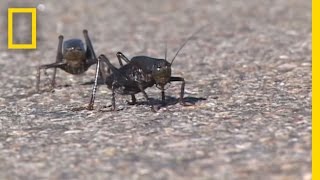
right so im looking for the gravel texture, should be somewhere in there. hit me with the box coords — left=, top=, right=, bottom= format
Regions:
left=0, top=0, right=311, bottom=179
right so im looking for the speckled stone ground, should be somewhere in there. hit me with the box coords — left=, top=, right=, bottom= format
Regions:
left=0, top=0, right=311, bottom=179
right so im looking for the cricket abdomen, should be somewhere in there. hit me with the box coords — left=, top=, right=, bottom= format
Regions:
left=105, top=74, right=154, bottom=95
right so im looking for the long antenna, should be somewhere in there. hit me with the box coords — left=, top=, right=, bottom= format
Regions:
left=164, top=42, right=167, bottom=61
left=170, top=24, right=209, bottom=65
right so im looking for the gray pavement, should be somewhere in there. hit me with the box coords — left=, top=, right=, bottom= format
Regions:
left=0, top=0, right=311, bottom=179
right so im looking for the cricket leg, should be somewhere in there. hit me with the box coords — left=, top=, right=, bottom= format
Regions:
left=138, top=84, right=156, bottom=112
left=170, top=76, right=185, bottom=105
left=36, top=61, right=66, bottom=92
left=87, top=52, right=102, bottom=110
left=111, top=82, right=117, bottom=111
left=116, top=52, right=130, bottom=67
left=88, top=54, right=122, bottom=110
left=51, top=35, right=64, bottom=89
left=161, top=87, right=166, bottom=106
left=83, top=29, right=107, bottom=81
left=127, top=95, right=137, bottom=105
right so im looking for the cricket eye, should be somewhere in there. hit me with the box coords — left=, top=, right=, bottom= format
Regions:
left=155, top=65, right=161, bottom=71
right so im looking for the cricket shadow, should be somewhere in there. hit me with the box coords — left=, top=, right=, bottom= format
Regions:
left=136, top=96, right=207, bottom=107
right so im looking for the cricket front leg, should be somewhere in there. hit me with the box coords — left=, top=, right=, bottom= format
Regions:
left=160, top=86, right=166, bottom=107
left=170, top=76, right=186, bottom=105
left=36, top=61, right=66, bottom=92
left=51, top=35, right=64, bottom=89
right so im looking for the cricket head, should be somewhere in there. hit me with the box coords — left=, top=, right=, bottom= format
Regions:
left=63, top=39, right=86, bottom=63
left=152, top=59, right=172, bottom=87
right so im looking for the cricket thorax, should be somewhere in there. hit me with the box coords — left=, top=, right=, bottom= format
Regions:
left=129, top=67, right=153, bottom=82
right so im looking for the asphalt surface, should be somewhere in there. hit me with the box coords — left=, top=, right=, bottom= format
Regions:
left=0, top=0, right=311, bottom=179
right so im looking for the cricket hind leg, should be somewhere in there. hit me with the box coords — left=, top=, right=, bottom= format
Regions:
left=83, top=29, right=108, bottom=80
left=87, top=54, right=123, bottom=110
left=116, top=52, right=130, bottom=67
left=116, top=52, right=137, bottom=105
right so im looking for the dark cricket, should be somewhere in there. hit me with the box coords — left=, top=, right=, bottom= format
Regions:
left=86, top=27, right=206, bottom=112
left=36, top=29, right=107, bottom=92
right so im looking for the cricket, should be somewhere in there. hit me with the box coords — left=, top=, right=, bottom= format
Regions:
left=86, top=26, right=206, bottom=112
left=36, top=29, right=107, bottom=92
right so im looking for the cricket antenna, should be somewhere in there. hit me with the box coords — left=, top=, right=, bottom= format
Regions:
left=170, top=24, right=209, bottom=65
left=164, top=42, right=167, bottom=61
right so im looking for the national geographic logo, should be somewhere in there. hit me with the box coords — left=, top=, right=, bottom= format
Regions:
left=7, top=6, right=42, bottom=49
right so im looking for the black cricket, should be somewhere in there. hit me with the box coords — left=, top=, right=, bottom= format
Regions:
left=36, top=29, right=106, bottom=92
left=87, top=27, right=204, bottom=112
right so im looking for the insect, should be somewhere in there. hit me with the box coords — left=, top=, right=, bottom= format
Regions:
left=36, top=29, right=107, bottom=92
left=86, top=26, right=206, bottom=112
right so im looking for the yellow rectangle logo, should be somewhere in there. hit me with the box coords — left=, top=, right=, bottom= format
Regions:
left=8, top=8, right=37, bottom=49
